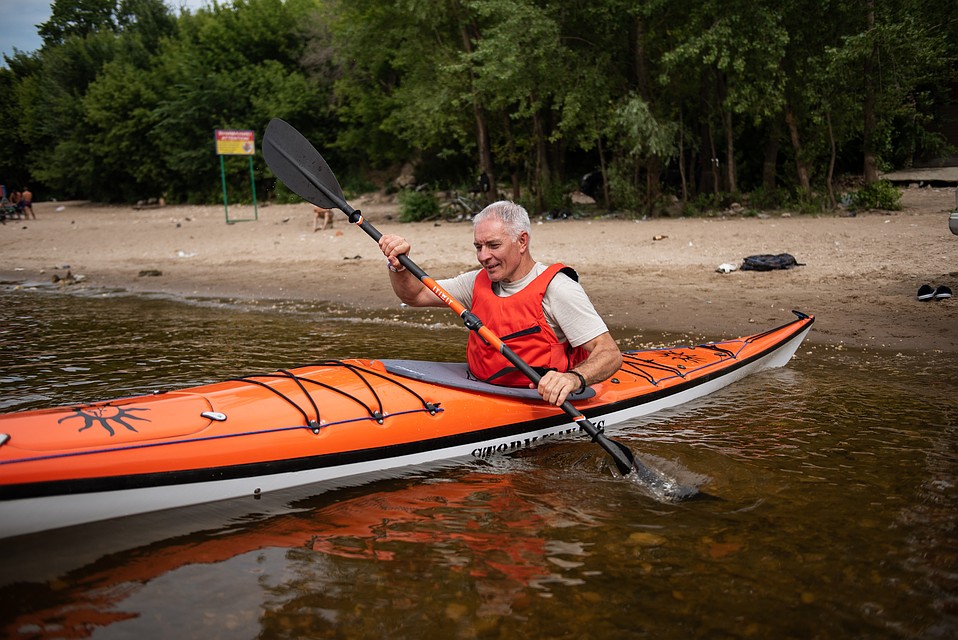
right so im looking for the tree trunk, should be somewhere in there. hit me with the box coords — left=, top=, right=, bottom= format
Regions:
left=646, top=156, right=661, bottom=214
left=500, top=112, right=521, bottom=201
left=633, top=14, right=659, bottom=212
left=862, top=0, right=879, bottom=183
left=763, top=117, right=780, bottom=190
left=533, top=107, right=550, bottom=213
left=597, top=134, right=610, bottom=209
left=473, top=103, right=495, bottom=204
left=784, top=104, right=811, bottom=196
left=723, top=107, right=736, bottom=193
left=717, top=74, right=736, bottom=193
left=826, top=111, right=837, bottom=208
left=632, top=16, right=651, bottom=98
left=707, top=122, right=720, bottom=194
left=678, top=111, right=688, bottom=203
left=460, top=23, right=496, bottom=202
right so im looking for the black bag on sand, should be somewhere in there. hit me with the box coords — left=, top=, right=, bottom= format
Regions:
left=740, top=253, right=805, bottom=271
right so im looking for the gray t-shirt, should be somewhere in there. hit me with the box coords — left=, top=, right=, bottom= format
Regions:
left=438, top=262, right=608, bottom=347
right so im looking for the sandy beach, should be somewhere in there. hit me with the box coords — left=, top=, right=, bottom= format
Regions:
left=2, top=187, right=956, bottom=353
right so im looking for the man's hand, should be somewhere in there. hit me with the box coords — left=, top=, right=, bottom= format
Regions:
left=378, top=234, right=445, bottom=308
left=531, top=332, right=622, bottom=406
left=379, top=234, right=411, bottom=272
left=535, top=370, right=583, bottom=407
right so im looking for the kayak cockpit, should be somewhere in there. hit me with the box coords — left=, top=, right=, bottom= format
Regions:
left=378, top=360, right=596, bottom=400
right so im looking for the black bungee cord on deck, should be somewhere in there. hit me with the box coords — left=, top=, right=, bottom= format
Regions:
left=229, top=360, right=441, bottom=433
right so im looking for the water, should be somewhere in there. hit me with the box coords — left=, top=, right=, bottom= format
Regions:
left=0, top=286, right=956, bottom=639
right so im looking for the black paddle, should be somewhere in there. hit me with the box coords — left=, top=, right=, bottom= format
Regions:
left=262, top=118, right=653, bottom=481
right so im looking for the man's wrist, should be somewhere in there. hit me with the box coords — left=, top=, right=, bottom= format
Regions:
left=569, top=370, right=587, bottom=394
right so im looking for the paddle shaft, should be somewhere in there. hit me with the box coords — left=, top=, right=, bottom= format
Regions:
left=265, top=127, right=636, bottom=476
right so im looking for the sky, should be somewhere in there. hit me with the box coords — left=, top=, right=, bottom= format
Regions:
left=1, top=0, right=213, bottom=64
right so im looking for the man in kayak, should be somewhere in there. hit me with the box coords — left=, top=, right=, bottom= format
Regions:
left=379, top=200, right=622, bottom=407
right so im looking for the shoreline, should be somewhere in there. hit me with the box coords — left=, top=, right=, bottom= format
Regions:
left=1, top=188, right=956, bottom=353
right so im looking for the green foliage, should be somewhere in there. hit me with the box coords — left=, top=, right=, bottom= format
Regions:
left=660, top=1, right=789, bottom=124
left=0, top=63, right=34, bottom=188
left=398, top=189, right=439, bottom=222
left=746, top=186, right=789, bottom=210
left=680, top=192, right=726, bottom=217
left=851, top=180, right=902, bottom=211
left=39, top=0, right=119, bottom=46
left=1, top=0, right=955, bottom=208
left=613, top=94, right=677, bottom=160
left=266, top=180, right=303, bottom=205
left=340, top=176, right=378, bottom=200
left=605, top=160, right=643, bottom=214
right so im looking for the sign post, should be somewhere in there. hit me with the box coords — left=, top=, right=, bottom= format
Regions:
left=215, top=129, right=258, bottom=224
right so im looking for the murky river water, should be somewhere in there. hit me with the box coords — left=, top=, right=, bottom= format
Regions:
left=0, top=286, right=955, bottom=639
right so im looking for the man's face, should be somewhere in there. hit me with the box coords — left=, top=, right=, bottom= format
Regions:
left=474, top=217, right=528, bottom=283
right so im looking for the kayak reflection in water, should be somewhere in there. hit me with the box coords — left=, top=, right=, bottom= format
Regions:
left=1, top=472, right=569, bottom=635
left=379, top=200, right=622, bottom=408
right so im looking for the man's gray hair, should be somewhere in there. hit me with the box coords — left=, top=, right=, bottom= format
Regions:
left=474, top=200, right=531, bottom=239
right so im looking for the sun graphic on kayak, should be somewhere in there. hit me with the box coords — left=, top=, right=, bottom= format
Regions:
left=660, top=350, right=706, bottom=364
left=58, top=404, right=151, bottom=437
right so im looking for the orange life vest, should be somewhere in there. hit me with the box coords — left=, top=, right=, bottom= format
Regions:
left=466, top=263, right=590, bottom=386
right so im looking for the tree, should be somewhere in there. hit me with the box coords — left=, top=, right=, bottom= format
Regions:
left=660, top=0, right=788, bottom=195
left=20, top=30, right=119, bottom=198
left=607, top=94, right=677, bottom=211
left=328, top=0, right=486, bottom=182
left=6, top=0, right=956, bottom=208
left=0, top=54, right=42, bottom=191
left=821, top=0, right=954, bottom=184
left=38, top=0, right=119, bottom=46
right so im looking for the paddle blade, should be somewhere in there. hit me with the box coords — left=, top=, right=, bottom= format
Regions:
left=263, top=118, right=346, bottom=209
left=607, top=438, right=637, bottom=476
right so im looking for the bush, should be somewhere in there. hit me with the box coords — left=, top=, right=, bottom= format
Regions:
left=606, top=162, right=642, bottom=214
left=341, top=176, right=378, bottom=199
left=398, top=189, right=439, bottom=222
left=747, top=186, right=788, bottom=210
left=852, top=180, right=902, bottom=211
left=269, top=181, right=305, bottom=204
left=680, top=192, right=723, bottom=216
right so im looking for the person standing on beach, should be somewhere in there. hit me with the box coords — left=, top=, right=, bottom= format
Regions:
left=18, top=187, right=35, bottom=219
left=378, top=200, right=622, bottom=407
left=313, top=205, right=333, bottom=231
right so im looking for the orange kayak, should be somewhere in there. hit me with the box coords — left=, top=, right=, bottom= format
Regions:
left=0, top=312, right=813, bottom=539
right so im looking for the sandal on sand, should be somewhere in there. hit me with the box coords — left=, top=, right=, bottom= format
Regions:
left=934, top=285, right=952, bottom=300
left=917, top=284, right=935, bottom=301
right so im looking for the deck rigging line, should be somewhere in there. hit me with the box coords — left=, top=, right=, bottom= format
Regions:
left=230, top=360, right=440, bottom=431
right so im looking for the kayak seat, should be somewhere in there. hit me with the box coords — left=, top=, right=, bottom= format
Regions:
left=380, top=360, right=596, bottom=401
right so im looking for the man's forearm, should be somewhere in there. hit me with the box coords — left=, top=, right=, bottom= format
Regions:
left=388, top=268, right=444, bottom=307
left=571, top=333, right=622, bottom=386
left=535, top=333, right=621, bottom=407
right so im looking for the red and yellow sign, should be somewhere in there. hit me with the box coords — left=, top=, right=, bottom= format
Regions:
left=215, top=129, right=256, bottom=155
